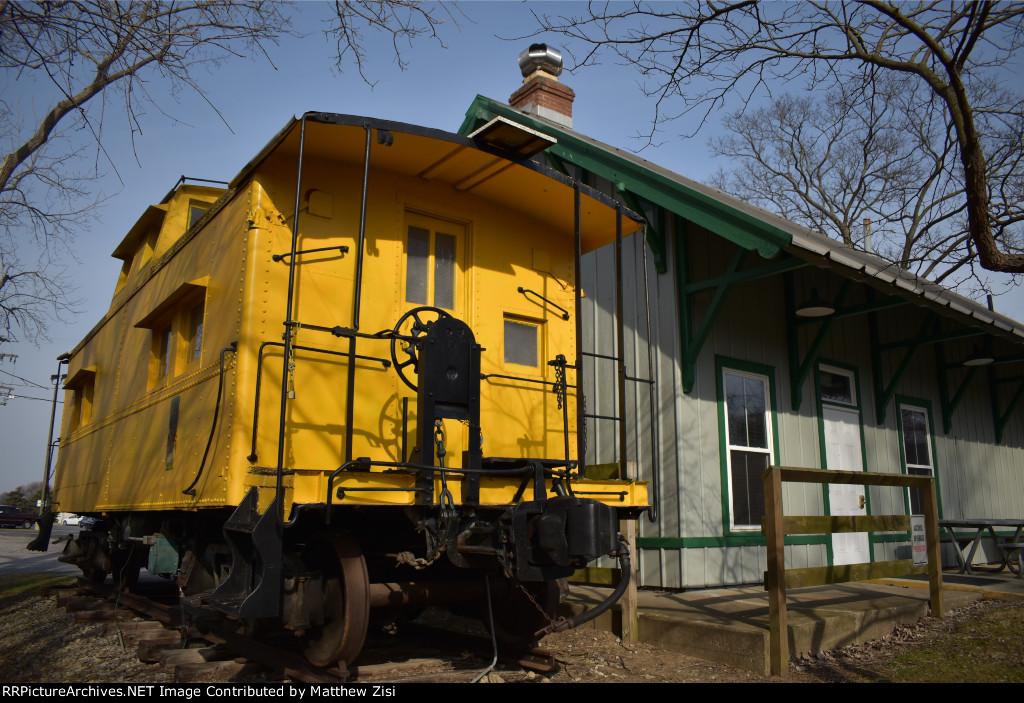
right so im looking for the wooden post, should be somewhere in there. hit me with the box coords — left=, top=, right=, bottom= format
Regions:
left=620, top=460, right=639, bottom=643
left=764, top=466, right=788, bottom=677
left=922, top=478, right=945, bottom=617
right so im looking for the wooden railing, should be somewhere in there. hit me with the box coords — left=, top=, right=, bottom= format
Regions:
left=761, top=466, right=944, bottom=676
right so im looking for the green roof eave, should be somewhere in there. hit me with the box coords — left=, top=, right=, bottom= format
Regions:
left=459, top=95, right=793, bottom=259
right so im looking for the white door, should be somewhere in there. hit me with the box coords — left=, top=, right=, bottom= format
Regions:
left=824, top=405, right=870, bottom=565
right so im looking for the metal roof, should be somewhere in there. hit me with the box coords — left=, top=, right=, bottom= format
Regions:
left=460, top=95, right=1024, bottom=342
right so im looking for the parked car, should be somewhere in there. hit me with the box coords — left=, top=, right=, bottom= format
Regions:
left=78, top=516, right=98, bottom=530
left=58, top=513, right=82, bottom=526
left=0, top=505, right=37, bottom=528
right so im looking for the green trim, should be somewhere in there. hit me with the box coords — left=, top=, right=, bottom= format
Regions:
left=895, top=395, right=944, bottom=519
left=796, top=295, right=907, bottom=325
left=692, top=248, right=746, bottom=359
left=875, top=313, right=938, bottom=424
left=637, top=534, right=828, bottom=549
left=677, top=237, right=806, bottom=394
left=879, top=327, right=985, bottom=352
left=935, top=343, right=981, bottom=435
left=545, top=151, right=571, bottom=177
left=869, top=532, right=913, bottom=544
left=619, top=189, right=667, bottom=273
left=989, top=363, right=1024, bottom=443
left=788, top=281, right=853, bottom=412
left=716, top=355, right=781, bottom=536
left=459, top=95, right=793, bottom=259
left=685, top=256, right=806, bottom=294
left=676, top=217, right=695, bottom=393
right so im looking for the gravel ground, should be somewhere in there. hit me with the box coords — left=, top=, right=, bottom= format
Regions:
left=0, top=584, right=1019, bottom=684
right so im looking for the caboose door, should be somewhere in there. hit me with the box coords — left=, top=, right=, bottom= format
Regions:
left=400, top=212, right=469, bottom=464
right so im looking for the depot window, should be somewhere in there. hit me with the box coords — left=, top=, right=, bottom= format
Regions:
left=718, top=362, right=778, bottom=531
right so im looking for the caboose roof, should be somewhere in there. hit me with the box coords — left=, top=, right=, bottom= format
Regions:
left=230, top=112, right=643, bottom=253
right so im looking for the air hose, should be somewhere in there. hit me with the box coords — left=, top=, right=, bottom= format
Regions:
left=533, top=534, right=632, bottom=637
left=182, top=342, right=237, bottom=496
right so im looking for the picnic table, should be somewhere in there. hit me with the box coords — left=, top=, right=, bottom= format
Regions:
left=938, top=518, right=1024, bottom=577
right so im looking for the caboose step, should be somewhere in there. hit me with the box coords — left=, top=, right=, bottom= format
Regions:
left=209, top=487, right=282, bottom=619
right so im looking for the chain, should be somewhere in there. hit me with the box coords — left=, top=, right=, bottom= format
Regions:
left=496, top=552, right=557, bottom=627
left=434, top=419, right=456, bottom=518
left=553, top=355, right=566, bottom=410
left=284, top=325, right=299, bottom=399
left=433, top=419, right=446, bottom=467
left=394, top=419, right=456, bottom=570
left=581, top=394, right=587, bottom=465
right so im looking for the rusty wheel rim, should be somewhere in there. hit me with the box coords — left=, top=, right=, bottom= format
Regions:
left=303, top=532, right=370, bottom=668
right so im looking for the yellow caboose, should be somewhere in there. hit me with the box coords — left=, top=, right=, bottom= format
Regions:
left=53, top=113, right=649, bottom=666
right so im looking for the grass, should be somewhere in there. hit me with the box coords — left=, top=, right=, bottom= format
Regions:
left=878, top=599, right=1024, bottom=683
left=0, top=573, right=77, bottom=603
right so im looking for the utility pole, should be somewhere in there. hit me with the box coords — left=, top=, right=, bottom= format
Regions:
left=27, top=353, right=70, bottom=552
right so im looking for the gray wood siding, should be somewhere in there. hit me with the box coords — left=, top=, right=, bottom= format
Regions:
left=581, top=207, right=1024, bottom=589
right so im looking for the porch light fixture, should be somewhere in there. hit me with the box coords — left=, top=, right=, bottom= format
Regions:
left=795, top=288, right=835, bottom=318
left=963, top=347, right=994, bottom=367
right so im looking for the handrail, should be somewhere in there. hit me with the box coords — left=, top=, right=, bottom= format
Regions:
left=761, top=465, right=944, bottom=677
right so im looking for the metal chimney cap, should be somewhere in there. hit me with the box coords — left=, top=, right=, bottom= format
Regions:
left=518, top=43, right=563, bottom=78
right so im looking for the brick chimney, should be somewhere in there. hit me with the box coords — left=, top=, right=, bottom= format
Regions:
left=510, top=44, right=575, bottom=129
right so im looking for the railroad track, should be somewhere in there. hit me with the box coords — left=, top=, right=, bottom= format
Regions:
left=45, top=579, right=558, bottom=684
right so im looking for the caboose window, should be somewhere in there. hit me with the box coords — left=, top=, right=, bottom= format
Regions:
left=155, top=325, right=173, bottom=381
left=187, top=301, right=204, bottom=364
left=504, top=319, right=539, bottom=367
left=136, top=279, right=208, bottom=389
left=433, top=232, right=456, bottom=310
left=66, top=367, right=97, bottom=429
left=188, top=204, right=209, bottom=230
left=406, top=226, right=430, bottom=305
left=403, top=214, right=463, bottom=312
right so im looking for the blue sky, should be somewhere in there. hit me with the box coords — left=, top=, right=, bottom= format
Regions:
left=1, top=1, right=1021, bottom=493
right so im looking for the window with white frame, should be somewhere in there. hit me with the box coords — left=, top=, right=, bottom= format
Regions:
left=724, top=368, right=774, bottom=529
left=899, top=404, right=934, bottom=515
left=819, top=364, right=856, bottom=406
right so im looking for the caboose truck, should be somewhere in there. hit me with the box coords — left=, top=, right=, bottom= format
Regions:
left=50, top=112, right=651, bottom=667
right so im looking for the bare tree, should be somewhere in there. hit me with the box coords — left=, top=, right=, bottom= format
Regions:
left=535, top=1, right=1024, bottom=274
left=0, top=0, right=457, bottom=343
left=325, top=0, right=461, bottom=82
left=708, top=73, right=995, bottom=292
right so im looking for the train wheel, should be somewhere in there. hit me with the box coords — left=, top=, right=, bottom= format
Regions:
left=302, top=533, right=370, bottom=668
left=489, top=579, right=558, bottom=649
